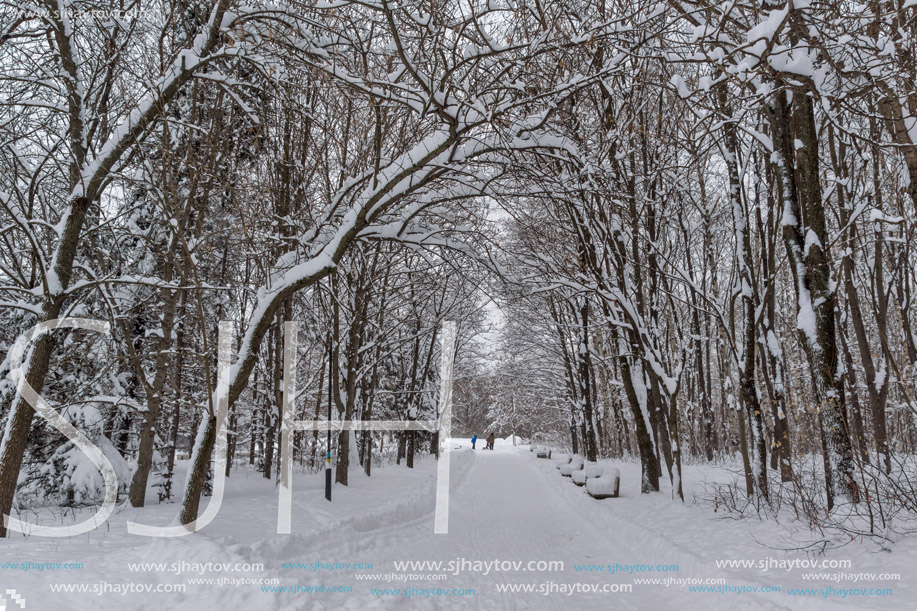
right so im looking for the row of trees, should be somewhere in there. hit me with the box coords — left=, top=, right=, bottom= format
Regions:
left=0, top=0, right=603, bottom=533
left=1, top=0, right=915, bottom=539
left=484, top=0, right=917, bottom=531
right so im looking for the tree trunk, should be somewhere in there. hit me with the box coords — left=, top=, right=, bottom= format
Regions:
left=179, top=414, right=217, bottom=526
left=770, top=85, right=857, bottom=508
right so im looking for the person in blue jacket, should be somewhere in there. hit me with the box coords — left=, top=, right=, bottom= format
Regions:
left=471, top=434, right=478, bottom=450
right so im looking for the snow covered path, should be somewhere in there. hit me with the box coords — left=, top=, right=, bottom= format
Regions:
left=2, top=444, right=911, bottom=610
left=287, top=446, right=908, bottom=610
left=327, top=448, right=661, bottom=610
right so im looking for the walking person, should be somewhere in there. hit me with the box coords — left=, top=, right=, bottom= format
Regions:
left=486, top=433, right=495, bottom=450
left=471, top=434, right=478, bottom=450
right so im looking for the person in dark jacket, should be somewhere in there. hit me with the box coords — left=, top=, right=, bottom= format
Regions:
left=471, top=434, right=478, bottom=450
left=486, top=433, right=495, bottom=450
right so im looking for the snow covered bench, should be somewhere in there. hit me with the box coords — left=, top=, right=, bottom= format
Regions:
left=536, top=447, right=552, bottom=459
left=572, top=462, right=603, bottom=486
left=554, top=453, right=573, bottom=469
left=586, top=468, right=621, bottom=499
left=559, top=455, right=584, bottom=477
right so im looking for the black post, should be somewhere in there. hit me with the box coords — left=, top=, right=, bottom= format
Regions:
left=326, top=335, right=332, bottom=502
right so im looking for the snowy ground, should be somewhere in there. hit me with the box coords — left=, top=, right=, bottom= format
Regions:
left=1, top=440, right=912, bottom=610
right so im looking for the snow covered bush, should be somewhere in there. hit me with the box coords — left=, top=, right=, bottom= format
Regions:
left=16, top=405, right=132, bottom=507
left=698, top=456, right=917, bottom=549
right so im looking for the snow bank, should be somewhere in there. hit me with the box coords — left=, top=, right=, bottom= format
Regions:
left=251, top=450, right=475, bottom=564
